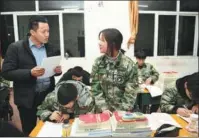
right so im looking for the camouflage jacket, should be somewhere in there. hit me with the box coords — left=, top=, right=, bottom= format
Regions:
left=37, top=80, right=95, bottom=121
left=135, top=63, right=159, bottom=84
left=0, top=76, right=10, bottom=88
left=160, top=82, right=193, bottom=114
left=90, top=51, right=139, bottom=113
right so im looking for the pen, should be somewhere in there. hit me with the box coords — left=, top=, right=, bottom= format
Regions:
left=183, top=105, right=188, bottom=110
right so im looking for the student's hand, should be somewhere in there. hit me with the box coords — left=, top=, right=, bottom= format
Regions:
left=58, top=114, right=70, bottom=123
left=54, top=66, right=62, bottom=74
left=177, top=108, right=192, bottom=117
left=191, top=104, right=199, bottom=114
left=49, top=111, right=62, bottom=121
left=145, top=78, right=152, bottom=85
left=31, top=67, right=45, bottom=77
left=102, top=110, right=112, bottom=116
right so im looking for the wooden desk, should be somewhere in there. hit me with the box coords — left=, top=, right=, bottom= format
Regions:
left=136, top=90, right=161, bottom=113
left=29, top=115, right=192, bottom=137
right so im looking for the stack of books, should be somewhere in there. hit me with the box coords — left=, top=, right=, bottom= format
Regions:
left=111, top=111, right=152, bottom=137
left=70, top=113, right=112, bottom=137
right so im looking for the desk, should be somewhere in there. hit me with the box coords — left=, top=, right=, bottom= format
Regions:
left=137, top=90, right=161, bottom=113
left=29, top=115, right=191, bottom=137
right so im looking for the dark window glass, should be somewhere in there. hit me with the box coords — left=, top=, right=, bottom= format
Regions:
left=135, top=14, right=154, bottom=56
left=63, top=14, right=84, bottom=57
left=17, top=15, right=60, bottom=54
left=0, top=15, right=15, bottom=58
left=178, top=16, right=195, bottom=56
left=0, top=0, right=35, bottom=12
left=138, top=1, right=176, bottom=11
left=180, top=0, right=199, bottom=12
left=158, top=15, right=176, bottom=56
left=39, top=1, right=84, bottom=11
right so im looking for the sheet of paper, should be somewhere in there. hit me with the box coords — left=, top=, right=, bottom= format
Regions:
left=177, top=114, right=191, bottom=123
left=37, top=121, right=63, bottom=137
left=145, top=113, right=182, bottom=131
left=38, top=56, right=61, bottom=79
left=145, top=85, right=163, bottom=97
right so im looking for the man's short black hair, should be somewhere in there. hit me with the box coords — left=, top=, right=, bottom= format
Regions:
left=27, top=15, right=48, bottom=36
left=135, top=49, right=147, bottom=59
left=57, top=83, right=78, bottom=105
left=187, top=72, right=199, bottom=104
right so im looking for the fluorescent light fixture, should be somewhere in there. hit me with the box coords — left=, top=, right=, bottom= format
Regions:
left=138, top=5, right=149, bottom=8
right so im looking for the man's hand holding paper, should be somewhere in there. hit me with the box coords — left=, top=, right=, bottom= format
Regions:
left=38, top=56, right=61, bottom=79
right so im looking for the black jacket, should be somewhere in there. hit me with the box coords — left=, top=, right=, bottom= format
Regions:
left=2, top=38, right=61, bottom=108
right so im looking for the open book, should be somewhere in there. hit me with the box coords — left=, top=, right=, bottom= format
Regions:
left=145, top=113, right=182, bottom=131
left=141, top=84, right=163, bottom=97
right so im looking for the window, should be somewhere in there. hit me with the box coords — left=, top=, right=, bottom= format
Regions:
left=39, top=1, right=84, bottom=11
left=1, top=1, right=35, bottom=12
left=63, top=14, right=85, bottom=57
left=138, top=1, right=176, bottom=11
left=180, top=0, right=199, bottom=12
left=17, top=15, right=60, bottom=54
left=177, top=16, right=195, bottom=55
left=158, top=15, right=176, bottom=56
left=135, top=14, right=154, bottom=56
left=0, top=15, right=15, bottom=58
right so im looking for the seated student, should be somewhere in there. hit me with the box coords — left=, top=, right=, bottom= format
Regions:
left=37, top=80, right=94, bottom=122
left=160, top=72, right=199, bottom=117
left=135, top=49, right=159, bottom=85
left=0, top=120, right=26, bottom=137
left=90, top=28, right=138, bottom=114
left=58, top=66, right=90, bottom=86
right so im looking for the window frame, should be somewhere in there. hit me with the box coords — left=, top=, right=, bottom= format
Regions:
left=138, top=0, right=198, bottom=57
left=0, top=0, right=85, bottom=58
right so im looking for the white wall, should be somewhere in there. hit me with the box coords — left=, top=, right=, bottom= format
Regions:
left=84, top=1, right=130, bottom=59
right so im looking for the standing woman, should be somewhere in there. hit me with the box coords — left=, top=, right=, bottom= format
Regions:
left=90, top=28, right=139, bottom=114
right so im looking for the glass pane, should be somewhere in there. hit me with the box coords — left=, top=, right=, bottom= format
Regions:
left=180, top=0, right=199, bottom=12
left=178, top=16, right=195, bottom=56
left=1, top=0, right=35, bottom=12
left=63, top=14, right=85, bottom=57
left=135, top=14, right=154, bottom=56
left=158, top=15, right=176, bottom=56
left=138, top=1, right=176, bottom=11
left=0, top=15, right=15, bottom=58
left=17, top=15, right=60, bottom=54
left=39, top=1, right=84, bottom=11
left=197, top=41, right=199, bottom=57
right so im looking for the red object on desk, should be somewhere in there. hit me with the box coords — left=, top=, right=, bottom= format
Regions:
left=79, top=113, right=110, bottom=124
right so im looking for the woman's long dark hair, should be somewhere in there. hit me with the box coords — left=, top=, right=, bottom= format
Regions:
left=99, top=28, right=123, bottom=57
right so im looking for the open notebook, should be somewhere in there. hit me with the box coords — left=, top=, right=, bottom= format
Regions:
left=145, top=113, right=182, bottom=131
left=37, top=122, right=63, bottom=137
left=141, top=84, right=163, bottom=97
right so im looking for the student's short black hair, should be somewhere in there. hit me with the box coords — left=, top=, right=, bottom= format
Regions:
left=187, top=72, right=199, bottom=103
left=135, top=49, right=147, bottom=59
left=57, top=83, right=78, bottom=105
left=99, top=28, right=123, bottom=56
left=27, top=15, right=48, bottom=36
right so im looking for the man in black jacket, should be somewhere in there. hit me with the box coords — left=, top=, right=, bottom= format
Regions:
left=2, top=15, right=62, bottom=135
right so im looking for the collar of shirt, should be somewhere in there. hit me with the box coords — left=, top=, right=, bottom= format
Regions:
left=104, top=50, right=122, bottom=67
left=136, top=62, right=147, bottom=69
left=29, top=38, right=44, bottom=48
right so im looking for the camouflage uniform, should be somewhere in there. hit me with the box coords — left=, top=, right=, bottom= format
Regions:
left=90, top=51, right=139, bottom=113
left=37, top=80, right=95, bottom=121
left=160, top=82, right=193, bottom=114
left=135, top=63, right=159, bottom=84
left=0, top=76, right=10, bottom=87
